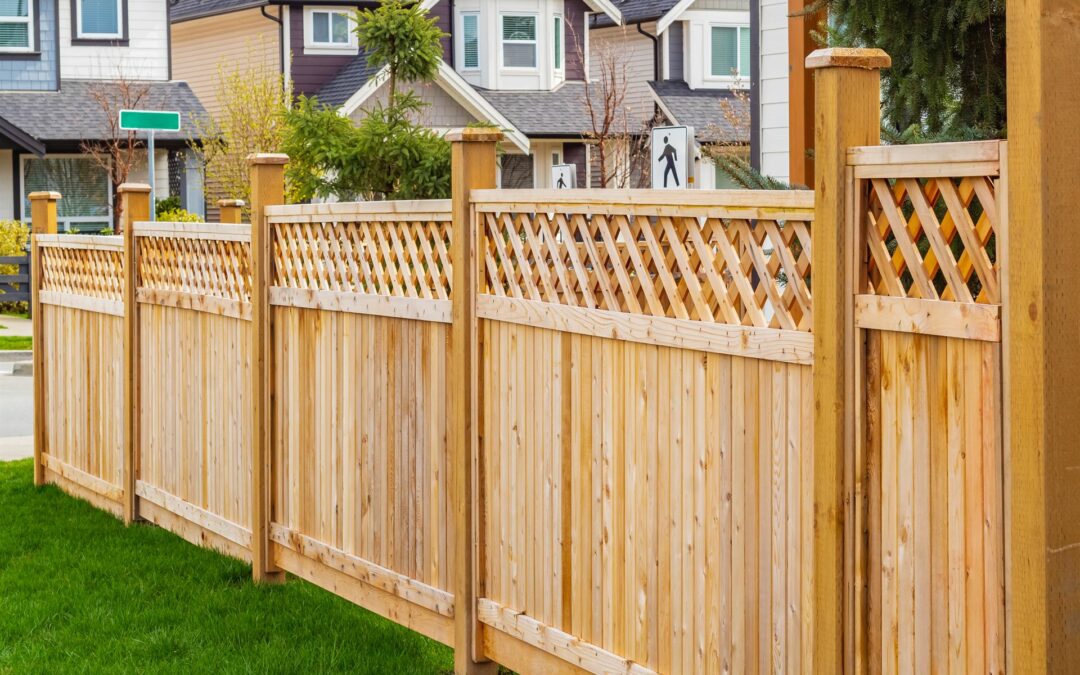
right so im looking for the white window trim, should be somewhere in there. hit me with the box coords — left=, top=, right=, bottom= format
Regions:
left=0, top=0, right=33, bottom=53
left=76, top=0, right=123, bottom=40
left=552, top=14, right=564, bottom=75
left=19, top=153, right=114, bottom=231
left=706, top=23, right=750, bottom=86
left=457, top=10, right=480, bottom=72
left=303, top=6, right=359, bottom=55
left=499, top=12, right=539, bottom=72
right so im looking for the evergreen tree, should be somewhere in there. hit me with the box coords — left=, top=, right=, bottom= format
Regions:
left=823, top=0, right=1006, bottom=138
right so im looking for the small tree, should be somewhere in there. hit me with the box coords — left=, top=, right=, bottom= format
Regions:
left=80, top=73, right=152, bottom=229
left=190, top=42, right=291, bottom=217
left=282, top=0, right=450, bottom=201
left=578, top=28, right=655, bottom=188
left=355, top=0, right=445, bottom=104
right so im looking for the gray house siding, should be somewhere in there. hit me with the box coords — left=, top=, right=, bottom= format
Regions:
left=0, top=0, right=59, bottom=92
left=667, top=21, right=683, bottom=81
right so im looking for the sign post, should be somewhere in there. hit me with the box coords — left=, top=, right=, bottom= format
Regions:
left=119, top=110, right=182, bottom=222
left=651, top=125, right=694, bottom=190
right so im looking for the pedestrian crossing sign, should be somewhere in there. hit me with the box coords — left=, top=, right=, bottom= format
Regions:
left=651, top=125, right=694, bottom=190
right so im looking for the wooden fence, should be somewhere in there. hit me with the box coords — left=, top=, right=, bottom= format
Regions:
left=29, top=52, right=1016, bottom=675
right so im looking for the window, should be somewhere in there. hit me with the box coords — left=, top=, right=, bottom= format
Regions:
left=553, top=15, right=563, bottom=71
left=22, top=156, right=112, bottom=233
left=710, top=25, right=751, bottom=79
left=461, top=12, right=479, bottom=70
left=502, top=15, right=536, bottom=69
left=305, top=8, right=356, bottom=51
left=0, top=0, right=33, bottom=52
left=76, top=0, right=123, bottom=40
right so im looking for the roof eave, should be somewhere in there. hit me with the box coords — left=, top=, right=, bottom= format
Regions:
left=0, top=114, right=45, bottom=157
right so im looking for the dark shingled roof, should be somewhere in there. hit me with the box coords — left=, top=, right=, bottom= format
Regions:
left=475, top=82, right=596, bottom=137
left=316, top=50, right=382, bottom=108
left=170, top=0, right=267, bottom=22
left=0, top=80, right=209, bottom=148
left=593, top=0, right=681, bottom=28
left=649, top=80, right=748, bottom=144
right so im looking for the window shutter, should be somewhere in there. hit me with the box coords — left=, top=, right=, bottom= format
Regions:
left=711, top=26, right=737, bottom=77
left=463, top=14, right=478, bottom=68
left=740, top=26, right=752, bottom=78
left=80, top=0, right=120, bottom=36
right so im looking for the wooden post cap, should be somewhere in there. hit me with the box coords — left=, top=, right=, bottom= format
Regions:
left=247, top=153, right=289, bottom=165
left=446, top=128, right=504, bottom=143
left=28, top=191, right=62, bottom=200
left=117, top=183, right=152, bottom=194
left=218, top=199, right=246, bottom=207
left=806, top=47, right=891, bottom=70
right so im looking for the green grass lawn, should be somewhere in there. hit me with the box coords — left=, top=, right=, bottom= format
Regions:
left=0, top=336, right=31, bottom=350
left=0, top=459, right=454, bottom=674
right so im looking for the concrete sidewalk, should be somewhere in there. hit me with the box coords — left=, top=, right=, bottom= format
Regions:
left=0, top=436, right=32, bottom=461
left=0, top=315, right=31, bottom=337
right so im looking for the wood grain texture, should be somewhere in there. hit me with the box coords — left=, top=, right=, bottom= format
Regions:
left=479, top=321, right=813, bottom=674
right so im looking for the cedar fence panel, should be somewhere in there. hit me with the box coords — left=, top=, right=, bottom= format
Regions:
left=265, top=201, right=457, bottom=646
left=133, top=222, right=255, bottom=559
left=850, top=140, right=1007, bottom=674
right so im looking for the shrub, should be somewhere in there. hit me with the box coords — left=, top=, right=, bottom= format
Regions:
left=157, top=208, right=203, bottom=223
left=0, top=220, right=30, bottom=313
left=155, top=196, right=182, bottom=218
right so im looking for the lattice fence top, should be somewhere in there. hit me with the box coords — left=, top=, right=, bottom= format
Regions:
left=268, top=202, right=453, bottom=301
left=37, top=235, right=124, bottom=301
left=472, top=190, right=815, bottom=331
left=135, top=223, right=252, bottom=303
left=852, top=141, right=1003, bottom=305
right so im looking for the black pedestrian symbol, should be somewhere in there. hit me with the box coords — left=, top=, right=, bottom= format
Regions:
left=658, top=135, right=680, bottom=188
left=557, top=173, right=567, bottom=189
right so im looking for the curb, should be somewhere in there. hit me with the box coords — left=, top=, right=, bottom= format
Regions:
left=11, top=361, right=31, bottom=376
left=0, top=350, right=31, bottom=363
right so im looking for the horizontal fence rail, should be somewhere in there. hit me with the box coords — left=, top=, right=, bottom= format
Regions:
left=0, top=247, right=31, bottom=304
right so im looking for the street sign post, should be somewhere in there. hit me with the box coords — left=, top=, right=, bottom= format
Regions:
left=651, top=125, right=694, bottom=190
left=119, top=110, right=182, bottom=221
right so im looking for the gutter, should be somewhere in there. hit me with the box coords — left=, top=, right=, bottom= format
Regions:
left=635, top=22, right=661, bottom=82
left=0, top=115, right=45, bottom=157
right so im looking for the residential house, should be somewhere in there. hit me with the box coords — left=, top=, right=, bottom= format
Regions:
left=0, top=0, right=208, bottom=230
left=311, top=0, right=626, bottom=189
left=169, top=0, right=391, bottom=117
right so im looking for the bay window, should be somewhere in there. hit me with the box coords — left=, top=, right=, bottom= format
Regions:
left=553, top=15, right=563, bottom=72
left=502, top=15, right=536, bottom=69
left=461, top=12, right=479, bottom=70
left=0, top=0, right=32, bottom=52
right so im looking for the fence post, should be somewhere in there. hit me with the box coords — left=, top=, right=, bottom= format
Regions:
left=806, top=47, right=889, bottom=674
left=29, top=191, right=59, bottom=488
left=249, top=153, right=288, bottom=583
left=119, top=184, right=151, bottom=525
left=1005, top=1, right=1080, bottom=670
left=218, top=199, right=244, bottom=224
left=447, top=128, right=500, bottom=675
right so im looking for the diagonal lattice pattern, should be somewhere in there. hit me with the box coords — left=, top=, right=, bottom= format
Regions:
left=138, top=236, right=251, bottom=302
left=864, top=176, right=999, bottom=304
left=272, top=220, right=452, bottom=300
left=480, top=210, right=813, bottom=331
left=40, top=244, right=124, bottom=300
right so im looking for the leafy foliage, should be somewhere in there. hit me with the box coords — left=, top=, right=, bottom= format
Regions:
left=823, top=0, right=1006, bottom=138
left=157, top=208, right=203, bottom=223
left=155, top=196, right=181, bottom=218
left=281, top=1, right=451, bottom=202
left=190, top=44, right=291, bottom=218
left=0, top=220, right=30, bottom=313
left=354, top=0, right=446, bottom=101
left=281, top=95, right=450, bottom=202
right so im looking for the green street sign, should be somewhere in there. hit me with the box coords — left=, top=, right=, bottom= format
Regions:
left=119, top=109, right=181, bottom=132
